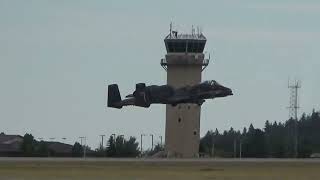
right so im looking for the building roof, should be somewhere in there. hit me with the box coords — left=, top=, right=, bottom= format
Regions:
left=47, top=142, right=73, bottom=154
left=0, top=134, right=23, bottom=144
left=0, top=133, right=23, bottom=153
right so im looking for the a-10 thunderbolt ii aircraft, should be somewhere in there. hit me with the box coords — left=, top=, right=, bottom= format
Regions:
left=107, top=80, right=233, bottom=109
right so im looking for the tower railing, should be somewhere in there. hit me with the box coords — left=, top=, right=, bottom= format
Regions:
left=160, top=57, right=209, bottom=71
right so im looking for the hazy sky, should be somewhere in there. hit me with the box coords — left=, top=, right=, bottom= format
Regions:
left=1, top=0, right=319, bottom=149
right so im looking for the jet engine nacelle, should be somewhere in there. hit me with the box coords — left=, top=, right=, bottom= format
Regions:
left=135, top=83, right=146, bottom=91
left=133, top=83, right=150, bottom=108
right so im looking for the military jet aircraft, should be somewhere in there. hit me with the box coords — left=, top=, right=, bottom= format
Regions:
left=107, top=80, right=233, bottom=109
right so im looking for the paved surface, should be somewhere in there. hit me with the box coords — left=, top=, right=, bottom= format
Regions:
left=1, top=157, right=320, bottom=163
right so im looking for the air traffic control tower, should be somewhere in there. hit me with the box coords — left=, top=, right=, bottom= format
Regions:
left=161, top=27, right=209, bottom=158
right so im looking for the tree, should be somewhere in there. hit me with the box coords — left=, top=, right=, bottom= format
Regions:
left=264, top=120, right=272, bottom=157
left=200, top=109, right=320, bottom=158
left=72, top=142, right=83, bottom=157
left=35, top=141, right=49, bottom=157
left=95, top=143, right=106, bottom=157
left=21, top=133, right=36, bottom=156
left=123, top=136, right=140, bottom=157
left=105, top=135, right=140, bottom=157
left=106, top=136, right=116, bottom=157
left=114, top=136, right=125, bottom=157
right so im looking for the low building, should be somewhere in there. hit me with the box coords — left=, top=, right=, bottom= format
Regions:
left=47, top=142, right=73, bottom=157
left=0, top=133, right=23, bottom=156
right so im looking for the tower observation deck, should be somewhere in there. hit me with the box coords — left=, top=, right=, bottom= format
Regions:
left=161, top=27, right=209, bottom=158
left=161, top=31, right=209, bottom=71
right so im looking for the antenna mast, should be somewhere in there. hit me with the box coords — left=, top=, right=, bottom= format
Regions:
left=169, top=22, right=172, bottom=38
left=288, top=79, right=301, bottom=158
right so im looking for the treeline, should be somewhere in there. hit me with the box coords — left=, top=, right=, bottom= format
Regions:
left=95, top=135, right=164, bottom=157
left=20, top=134, right=142, bottom=157
left=20, top=133, right=93, bottom=157
left=14, top=109, right=320, bottom=158
left=94, top=135, right=140, bottom=157
left=200, top=110, right=320, bottom=158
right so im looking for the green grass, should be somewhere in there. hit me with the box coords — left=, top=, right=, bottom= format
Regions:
left=0, top=159, right=319, bottom=180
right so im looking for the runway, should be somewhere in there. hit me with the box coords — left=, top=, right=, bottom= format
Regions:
left=1, top=157, right=320, bottom=163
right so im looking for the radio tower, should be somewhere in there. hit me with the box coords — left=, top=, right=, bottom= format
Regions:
left=288, top=79, right=301, bottom=158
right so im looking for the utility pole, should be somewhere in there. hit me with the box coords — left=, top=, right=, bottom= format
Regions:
left=100, top=135, right=105, bottom=148
left=111, top=134, right=116, bottom=141
left=211, top=135, right=214, bottom=158
left=140, top=134, right=146, bottom=156
left=79, top=136, right=86, bottom=158
left=79, top=137, right=84, bottom=146
left=212, top=143, right=215, bottom=158
left=150, top=134, right=154, bottom=151
left=120, top=135, right=125, bottom=143
left=84, top=137, right=87, bottom=158
left=239, top=139, right=242, bottom=159
left=288, top=79, right=301, bottom=158
left=159, top=135, right=163, bottom=146
left=233, top=139, right=237, bottom=158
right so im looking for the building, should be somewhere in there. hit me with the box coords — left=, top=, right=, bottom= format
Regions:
left=0, top=133, right=76, bottom=157
left=0, top=133, right=23, bottom=156
left=47, top=142, right=73, bottom=157
left=161, top=27, right=209, bottom=158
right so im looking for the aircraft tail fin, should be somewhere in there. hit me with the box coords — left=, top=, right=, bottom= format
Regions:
left=108, top=84, right=122, bottom=109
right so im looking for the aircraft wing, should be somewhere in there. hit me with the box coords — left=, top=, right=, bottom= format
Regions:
left=167, top=95, right=190, bottom=104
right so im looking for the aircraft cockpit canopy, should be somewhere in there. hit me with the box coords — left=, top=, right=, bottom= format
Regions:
left=204, top=80, right=220, bottom=86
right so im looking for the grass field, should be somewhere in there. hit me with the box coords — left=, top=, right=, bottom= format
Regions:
left=0, top=158, right=319, bottom=180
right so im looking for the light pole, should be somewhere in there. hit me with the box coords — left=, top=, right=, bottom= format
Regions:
left=239, top=139, right=242, bottom=159
left=212, top=143, right=215, bottom=158
left=120, top=135, right=125, bottom=143
left=111, top=134, right=116, bottom=142
left=233, top=139, right=237, bottom=158
left=140, top=134, right=146, bottom=156
left=159, top=135, right=163, bottom=146
left=99, top=135, right=105, bottom=148
left=79, top=137, right=84, bottom=146
left=211, top=135, right=214, bottom=158
left=84, top=137, right=87, bottom=158
left=79, top=136, right=86, bottom=158
left=150, top=134, right=154, bottom=151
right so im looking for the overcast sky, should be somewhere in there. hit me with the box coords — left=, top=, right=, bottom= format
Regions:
left=1, top=0, right=319, bottom=149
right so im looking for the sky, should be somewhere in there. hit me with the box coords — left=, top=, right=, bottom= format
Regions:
left=0, top=0, right=319, bottom=149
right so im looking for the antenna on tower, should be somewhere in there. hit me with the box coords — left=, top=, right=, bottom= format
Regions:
left=191, top=25, right=195, bottom=36
left=170, top=22, right=172, bottom=38
left=288, top=78, right=301, bottom=158
left=288, top=79, right=301, bottom=120
left=197, top=26, right=200, bottom=37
